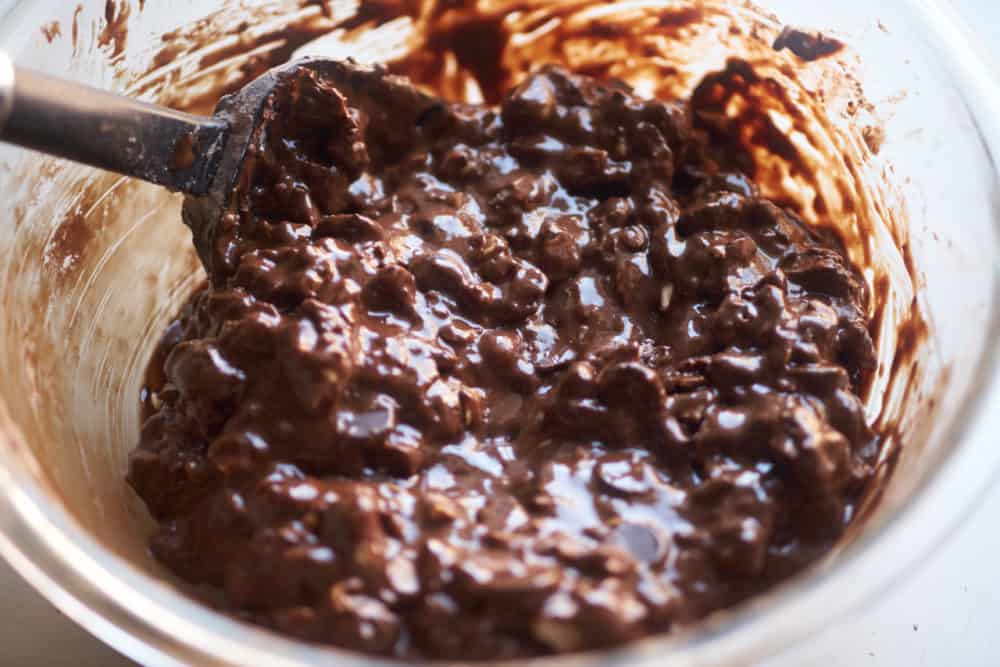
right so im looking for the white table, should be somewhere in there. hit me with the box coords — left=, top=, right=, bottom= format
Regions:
left=1, top=0, right=997, bottom=664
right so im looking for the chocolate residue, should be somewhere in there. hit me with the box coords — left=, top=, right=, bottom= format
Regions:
left=72, top=4, right=84, bottom=55
left=657, top=6, right=704, bottom=29
left=853, top=295, right=930, bottom=527
left=772, top=26, right=845, bottom=62
left=97, top=0, right=130, bottom=59
left=133, top=3, right=337, bottom=116
left=45, top=199, right=94, bottom=281
left=41, top=21, right=62, bottom=44
left=169, top=132, right=196, bottom=171
left=862, top=124, right=886, bottom=155
left=380, top=3, right=715, bottom=104
left=692, top=59, right=806, bottom=175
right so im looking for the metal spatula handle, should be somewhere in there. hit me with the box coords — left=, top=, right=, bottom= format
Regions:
left=0, top=51, right=228, bottom=195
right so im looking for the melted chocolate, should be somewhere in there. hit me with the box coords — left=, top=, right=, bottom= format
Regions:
left=128, top=64, right=878, bottom=659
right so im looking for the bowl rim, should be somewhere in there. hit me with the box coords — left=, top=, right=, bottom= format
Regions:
left=2, top=1, right=1000, bottom=665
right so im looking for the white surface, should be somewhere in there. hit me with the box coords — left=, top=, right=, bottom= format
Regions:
left=1, top=1, right=999, bottom=665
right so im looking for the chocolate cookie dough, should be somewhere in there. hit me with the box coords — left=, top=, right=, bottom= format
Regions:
left=128, top=62, right=878, bottom=659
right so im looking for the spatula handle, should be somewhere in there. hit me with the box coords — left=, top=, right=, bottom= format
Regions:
left=0, top=51, right=228, bottom=195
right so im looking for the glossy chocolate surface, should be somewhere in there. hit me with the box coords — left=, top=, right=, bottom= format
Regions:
left=129, top=63, right=877, bottom=659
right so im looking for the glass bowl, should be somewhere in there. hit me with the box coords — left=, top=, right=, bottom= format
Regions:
left=0, top=1, right=998, bottom=665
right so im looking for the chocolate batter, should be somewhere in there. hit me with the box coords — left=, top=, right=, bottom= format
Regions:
left=128, top=62, right=878, bottom=659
